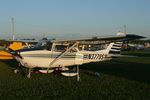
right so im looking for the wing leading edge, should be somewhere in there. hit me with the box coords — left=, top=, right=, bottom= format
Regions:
left=52, top=34, right=145, bottom=43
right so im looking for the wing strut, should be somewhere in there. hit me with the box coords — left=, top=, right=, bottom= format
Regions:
left=47, top=42, right=79, bottom=72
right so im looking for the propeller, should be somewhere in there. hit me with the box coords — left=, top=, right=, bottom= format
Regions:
left=8, top=48, right=23, bottom=59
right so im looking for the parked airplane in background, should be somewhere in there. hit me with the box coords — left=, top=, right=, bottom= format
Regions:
left=0, top=40, right=37, bottom=60
left=9, top=34, right=144, bottom=79
left=0, top=41, right=26, bottom=60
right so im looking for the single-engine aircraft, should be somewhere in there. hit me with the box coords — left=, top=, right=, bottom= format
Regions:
left=9, top=34, right=145, bottom=79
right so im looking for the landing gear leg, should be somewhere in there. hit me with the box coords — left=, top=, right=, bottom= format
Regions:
left=27, top=68, right=32, bottom=78
left=77, top=65, right=80, bottom=81
left=18, top=63, right=21, bottom=66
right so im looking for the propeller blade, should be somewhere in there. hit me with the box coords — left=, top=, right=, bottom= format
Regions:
left=8, top=48, right=23, bottom=59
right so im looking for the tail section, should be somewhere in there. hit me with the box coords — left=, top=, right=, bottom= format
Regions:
left=105, top=42, right=122, bottom=54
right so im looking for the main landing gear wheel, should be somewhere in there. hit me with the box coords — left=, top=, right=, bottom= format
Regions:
left=27, top=74, right=31, bottom=78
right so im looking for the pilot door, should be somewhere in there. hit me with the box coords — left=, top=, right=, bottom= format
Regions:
left=75, top=53, right=83, bottom=65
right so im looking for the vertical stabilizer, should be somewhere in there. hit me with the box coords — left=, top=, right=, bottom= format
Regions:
left=108, top=42, right=122, bottom=54
left=104, top=42, right=122, bottom=54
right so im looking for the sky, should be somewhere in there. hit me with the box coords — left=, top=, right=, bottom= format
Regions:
left=0, top=0, right=150, bottom=40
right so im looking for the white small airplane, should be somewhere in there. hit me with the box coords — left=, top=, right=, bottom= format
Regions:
left=9, top=34, right=144, bottom=79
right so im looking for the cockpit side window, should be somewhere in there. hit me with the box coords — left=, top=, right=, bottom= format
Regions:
left=55, top=45, right=68, bottom=52
left=34, top=41, right=52, bottom=51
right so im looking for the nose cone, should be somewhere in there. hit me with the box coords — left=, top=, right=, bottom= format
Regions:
left=10, top=51, right=17, bottom=55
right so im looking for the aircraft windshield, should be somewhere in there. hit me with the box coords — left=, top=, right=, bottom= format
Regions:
left=34, top=41, right=52, bottom=51
left=34, top=41, right=48, bottom=47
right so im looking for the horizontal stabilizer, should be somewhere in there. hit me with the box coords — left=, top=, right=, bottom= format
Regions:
left=109, top=54, right=136, bottom=58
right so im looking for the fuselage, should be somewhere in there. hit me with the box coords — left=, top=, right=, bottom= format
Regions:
left=13, top=41, right=121, bottom=69
left=15, top=49, right=110, bottom=68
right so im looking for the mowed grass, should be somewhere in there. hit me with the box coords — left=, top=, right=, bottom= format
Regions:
left=0, top=51, right=150, bottom=100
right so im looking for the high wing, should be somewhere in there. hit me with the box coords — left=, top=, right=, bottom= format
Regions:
left=52, top=34, right=145, bottom=44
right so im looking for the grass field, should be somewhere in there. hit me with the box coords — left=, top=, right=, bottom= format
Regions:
left=0, top=51, right=150, bottom=100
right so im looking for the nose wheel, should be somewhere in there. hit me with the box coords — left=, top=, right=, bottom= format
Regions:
left=14, top=69, right=19, bottom=74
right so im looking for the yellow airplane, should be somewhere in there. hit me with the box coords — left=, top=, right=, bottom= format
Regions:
left=0, top=40, right=37, bottom=60
left=0, top=42, right=24, bottom=60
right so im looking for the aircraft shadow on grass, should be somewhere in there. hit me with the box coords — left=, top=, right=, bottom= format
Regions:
left=81, top=59, right=150, bottom=84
